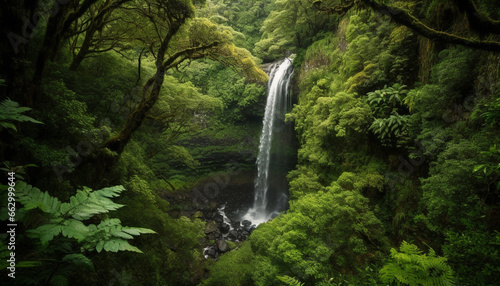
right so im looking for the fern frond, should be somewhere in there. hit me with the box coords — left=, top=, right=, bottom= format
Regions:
left=380, top=241, right=455, bottom=286
left=0, top=99, right=43, bottom=131
left=16, top=181, right=61, bottom=214
left=58, top=185, right=125, bottom=220
left=277, top=275, right=304, bottom=286
left=83, top=218, right=155, bottom=253
left=18, top=182, right=155, bottom=254
left=62, top=254, right=94, bottom=271
left=102, top=239, right=143, bottom=253
left=28, top=222, right=63, bottom=245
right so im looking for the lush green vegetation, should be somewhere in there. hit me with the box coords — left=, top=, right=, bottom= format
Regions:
left=1, top=0, right=499, bottom=285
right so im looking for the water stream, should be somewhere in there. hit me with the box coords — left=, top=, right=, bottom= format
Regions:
left=242, top=58, right=294, bottom=225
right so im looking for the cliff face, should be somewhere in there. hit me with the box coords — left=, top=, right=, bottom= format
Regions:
left=178, top=123, right=261, bottom=177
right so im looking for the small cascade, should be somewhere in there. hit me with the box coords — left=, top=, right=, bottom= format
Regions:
left=242, top=58, right=294, bottom=225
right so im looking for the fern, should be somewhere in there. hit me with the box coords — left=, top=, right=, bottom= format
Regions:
left=16, top=181, right=62, bottom=213
left=277, top=275, right=305, bottom=286
left=0, top=98, right=43, bottom=131
left=62, top=253, right=94, bottom=270
left=380, top=241, right=455, bottom=286
left=82, top=218, right=156, bottom=253
left=17, top=182, right=155, bottom=252
left=59, top=185, right=125, bottom=220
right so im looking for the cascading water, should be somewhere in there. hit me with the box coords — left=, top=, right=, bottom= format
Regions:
left=242, top=58, right=294, bottom=225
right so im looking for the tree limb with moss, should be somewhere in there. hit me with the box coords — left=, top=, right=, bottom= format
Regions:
left=313, top=0, right=500, bottom=51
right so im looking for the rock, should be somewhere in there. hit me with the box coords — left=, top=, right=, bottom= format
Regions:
left=192, top=211, right=204, bottom=219
left=227, top=230, right=238, bottom=241
left=249, top=225, right=256, bottom=233
left=237, top=233, right=246, bottom=241
left=213, top=213, right=224, bottom=223
left=204, top=221, right=218, bottom=234
left=220, top=223, right=230, bottom=234
left=216, top=239, right=230, bottom=253
left=214, top=229, right=222, bottom=239
left=209, top=201, right=218, bottom=209
left=230, top=221, right=241, bottom=229
left=204, top=246, right=216, bottom=258
left=241, top=220, right=252, bottom=227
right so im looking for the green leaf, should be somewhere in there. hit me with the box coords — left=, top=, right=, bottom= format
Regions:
left=96, top=240, right=104, bottom=253
left=0, top=99, right=43, bottom=131
left=62, top=254, right=94, bottom=271
left=16, top=181, right=61, bottom=214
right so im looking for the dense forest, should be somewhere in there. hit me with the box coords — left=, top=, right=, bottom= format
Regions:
left=0, top=0, right=499, bottom=285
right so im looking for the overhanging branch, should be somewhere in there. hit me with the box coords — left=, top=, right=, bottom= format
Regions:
left=313, top=0, right=500, bottom=52
left=363, top=0, right=500, bottom=51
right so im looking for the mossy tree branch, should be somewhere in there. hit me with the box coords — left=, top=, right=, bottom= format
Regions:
left=313, top=0, right=500, bottom=52
left=452, top=0, right=500, bottom=34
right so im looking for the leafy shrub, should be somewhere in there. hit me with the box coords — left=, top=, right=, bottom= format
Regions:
left=201, top=243, right=255, bottom=286
left=379, top=241, right=454, bottom=286
left=249, top=184, right=387, bottom=284
left=367, top=84, right=410, bottom=146
left=443, top=230, right=500, bottom=285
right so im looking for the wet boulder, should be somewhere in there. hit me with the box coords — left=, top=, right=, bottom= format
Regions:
left=227, top=230, right=238, bottom=241
left=204, top=221, right=218, bottom=234
left=220, top=223, right=230, bottom=234
left=216, top=239, right=230, bottom=253
left=241, top=220, right=252, bottom=227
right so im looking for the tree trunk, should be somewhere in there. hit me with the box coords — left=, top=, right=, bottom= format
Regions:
left=29, top=0, right=99, bottom=104
left=69, top=25, right=96, bottom=71
left=101, top=16, right=185, bottom=156
left=0, top=0, right=37, bottom=103
left=30, top=4, right=71, bottom=105
left=104, top=71, right=164, bottom=154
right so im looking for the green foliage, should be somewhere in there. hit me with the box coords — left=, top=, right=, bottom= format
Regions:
left=16, top=181, right=155, bottom=252
left=0, top=99, right=43, bottom=131
left=2, top=0, right=500, bottom=284
left=178, top=59, right=266, bottom=122
left=277, top=275, right=304, bottom=286
left=443, top=230, right=500, bottom=285
left=379, top=241, right=454, bottom=286
left=62, top=253, right=94, bottom=271
left=367, top=84, right=408, bottom=117
left=201, top=242, right=255, bottom=286
left=5, top=182, right=156, bottom=285
left=369, top=112, right=410, bottom=142
left=482, top=97, right=500, bottom=125
left=114, top=180, right=206, bottom=285
left=287, top=166, right=325, bottom=199
left=0, top=239, right=41, bottom=270
left=420, top=139, right=485, bottom=230
left=255, top=0, right=336, bottom=61
left=248, top=183, right=387, bottom=284
left=197, top=0, right=274, bottom=52
left=367, top=84, right=410, bottom=146
left=84, top=218, right=156, bottom=253
left=473, top=144, right=500, bottom=181
left=40, top=79, right=96, bottom=138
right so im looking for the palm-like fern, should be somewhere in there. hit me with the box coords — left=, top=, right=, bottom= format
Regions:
left=16, top=181, right=155, bottom=252
left=277, top=275, right=305, bottom=286
left=379, top=241, right=455, bottom=286
left=0, top=98, right=43, bottom=131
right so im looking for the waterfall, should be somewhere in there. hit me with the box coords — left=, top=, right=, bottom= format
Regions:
left=242, top=58, right=294, bottom=225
